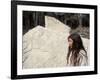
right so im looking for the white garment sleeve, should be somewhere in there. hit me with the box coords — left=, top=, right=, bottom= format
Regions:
left=78, top=50, right=88, bottom=66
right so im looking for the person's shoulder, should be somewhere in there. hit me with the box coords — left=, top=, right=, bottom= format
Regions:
left=79, top=49, right=87, bottom=57
left=80, top=49, right=86, bottom=53
left=79, top=49, right=88, bottom=66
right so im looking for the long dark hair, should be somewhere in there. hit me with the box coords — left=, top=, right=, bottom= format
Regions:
left=67, top=33, right=87, bottom=66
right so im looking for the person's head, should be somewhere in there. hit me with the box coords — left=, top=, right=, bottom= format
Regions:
left=68, top=33, right=84, bottom=50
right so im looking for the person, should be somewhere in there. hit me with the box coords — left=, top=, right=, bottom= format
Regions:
left=66, top=33, right=88, bottom=66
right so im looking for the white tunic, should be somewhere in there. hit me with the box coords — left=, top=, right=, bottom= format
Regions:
left=67, top=50, right=88, bottom=66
